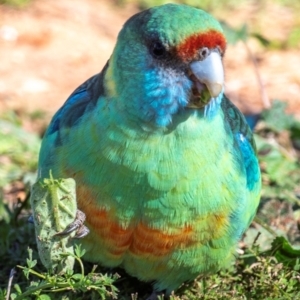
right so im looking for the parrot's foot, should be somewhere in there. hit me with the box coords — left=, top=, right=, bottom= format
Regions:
left=54, top=210, right=90, bottom=238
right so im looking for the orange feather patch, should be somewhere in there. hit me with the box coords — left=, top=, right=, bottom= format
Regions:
left=129, top=222, right=195, bottom=257
left=75, top=184, right=228, bottom=260
left=176, top=30, right=226, bottom=61
left=76, top=184, right=196, bottom=258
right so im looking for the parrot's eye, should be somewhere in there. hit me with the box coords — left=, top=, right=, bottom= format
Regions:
left=150, top=41, right=167, bottom=59
left=199, top=47, right=210, bottom=60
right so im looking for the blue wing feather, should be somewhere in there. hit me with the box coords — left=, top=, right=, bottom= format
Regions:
left=221, top=96, right=260, bottom=190
left=47, top=62, right=108, bottom=136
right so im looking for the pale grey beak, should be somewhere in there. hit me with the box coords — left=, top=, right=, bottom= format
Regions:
left=189, top=51, right=224, bottom=98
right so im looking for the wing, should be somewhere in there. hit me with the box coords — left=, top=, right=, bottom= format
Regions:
left=220, top=95, right=261, bottom=241
left=221, top=96, right=260, bottom=191
left=47, top=62, right=109, bottom=136
left=38, top=62, right=109, bottom=177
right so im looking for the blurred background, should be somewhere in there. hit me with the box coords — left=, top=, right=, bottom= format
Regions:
left=0, top=0, right=300, bottom=119
left=1, top=0, right=300, bottom=298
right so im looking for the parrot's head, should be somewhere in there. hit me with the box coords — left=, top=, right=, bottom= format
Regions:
left=105, top=3, right=226, bottom=127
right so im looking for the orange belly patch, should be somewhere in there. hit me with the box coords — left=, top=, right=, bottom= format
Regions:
left=75, top=184, right=229, bottom=263
left=129, top=222, right=195, bottom=257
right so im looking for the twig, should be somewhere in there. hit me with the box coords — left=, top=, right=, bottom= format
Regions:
left=243, top=41, right=271, bottom=109
left=6, top=268, right=16, bottom=300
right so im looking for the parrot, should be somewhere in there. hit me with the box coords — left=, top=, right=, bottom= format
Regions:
left=37, top=3, right=261, bottom=294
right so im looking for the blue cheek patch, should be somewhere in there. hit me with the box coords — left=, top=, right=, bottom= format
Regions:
left=138, top=67, right=225, bottom=127
left=140, top=68, right=192, bottom=127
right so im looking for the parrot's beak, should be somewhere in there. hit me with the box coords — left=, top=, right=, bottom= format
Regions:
left=187, top=51, right=224, bottom=108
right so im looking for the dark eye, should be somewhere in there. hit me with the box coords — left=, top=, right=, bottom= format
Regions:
left=199, top=47, right=209, bottom=60
left=150, top=41, right=167, bottom=59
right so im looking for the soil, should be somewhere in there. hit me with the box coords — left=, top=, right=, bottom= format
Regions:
left=1, top=0, right=300, bottom=122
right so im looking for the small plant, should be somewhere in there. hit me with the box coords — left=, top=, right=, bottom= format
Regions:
left=5, top=246, right=119, bottom=300
left=30, top=174, right=78, bottom=273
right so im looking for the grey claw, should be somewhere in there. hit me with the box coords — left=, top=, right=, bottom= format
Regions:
left=64, top=210, right=86, bottom=234
left=54, top=210, right=89, bottom=238
left=74, top=225, right=90, bottom=239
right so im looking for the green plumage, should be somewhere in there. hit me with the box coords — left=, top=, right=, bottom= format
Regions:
left=38, top=4, right=261, bottom=293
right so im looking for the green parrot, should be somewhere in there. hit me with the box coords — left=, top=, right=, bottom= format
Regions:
left=37, top=3, right=261, bottom=294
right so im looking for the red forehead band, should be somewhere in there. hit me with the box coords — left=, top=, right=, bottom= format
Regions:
left=176, top=30, right=226, bottom=61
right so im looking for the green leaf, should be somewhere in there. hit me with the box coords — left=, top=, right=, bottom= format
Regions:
left=71, top=273, right=84, bottom=281
left=74, top=244, right=86, bottom=258
left=291, top=121, right=300, bottom=150
left=13, top=283, right=22, bottom=295
left=10, top=293, right=17, bottom=300
left=37, top=294, right=52, bottom=300
left=26, top=258, right=37, bottom=269
left=30, top=174, right=78, bottom=273
left=0, top=198, right=11, bottom=223
left=267, top=236, right=300, bottom=267
left=251, top=33, right=271, bottom=47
